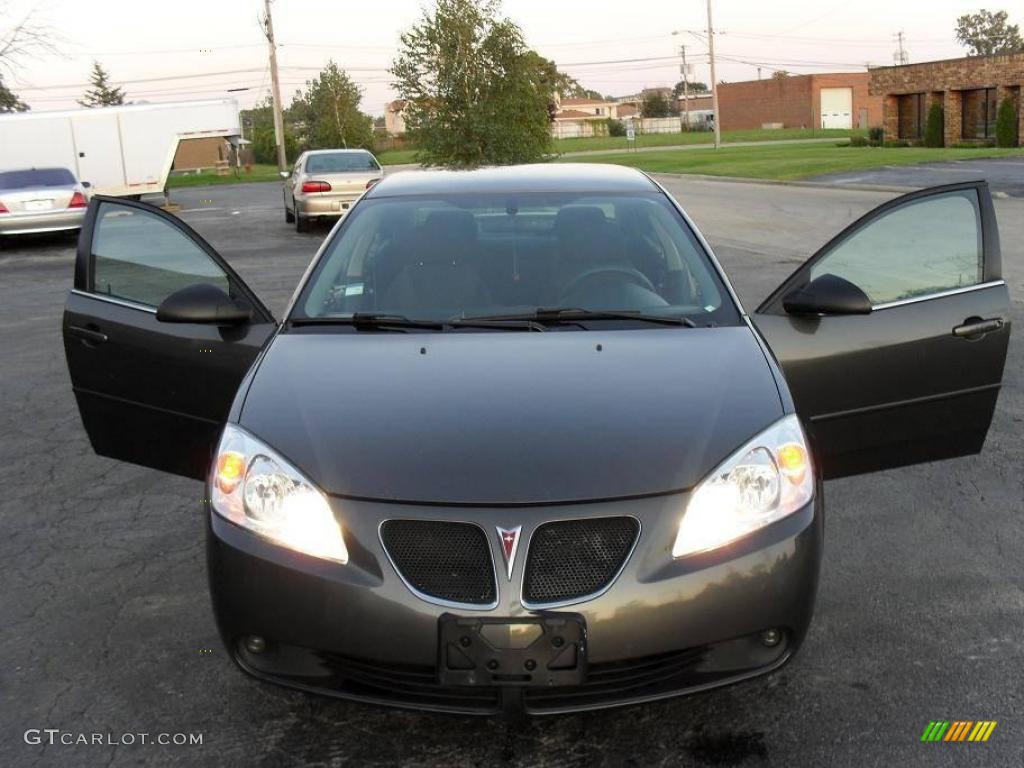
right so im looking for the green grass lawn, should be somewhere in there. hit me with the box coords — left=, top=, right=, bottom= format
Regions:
left=565, top=141, right=1024, bottom=181
left=167, top=164, right=283, bottom=188
left=166, top=151, right=421, bottom=189
left=375, top=149, right=419, bottom=166
left=552, top=128, right=864, bottom=154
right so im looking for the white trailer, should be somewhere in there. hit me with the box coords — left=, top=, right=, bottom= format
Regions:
left=0, top=99, right=240, bottom=198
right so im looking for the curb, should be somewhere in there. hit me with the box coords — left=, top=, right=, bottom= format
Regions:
left=647, top=171, right=918, bottom=194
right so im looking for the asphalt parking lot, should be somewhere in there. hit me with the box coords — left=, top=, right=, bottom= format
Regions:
left=2, top=174, right=1022, bottom=768
left=811, top=156, right=1024, bottom=197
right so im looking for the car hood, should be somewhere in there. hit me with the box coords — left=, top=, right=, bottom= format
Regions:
left=239, top=326, right=784, bottom=505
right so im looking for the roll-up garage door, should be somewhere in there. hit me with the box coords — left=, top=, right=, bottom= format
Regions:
left=820, top=87, right=853, bottom=129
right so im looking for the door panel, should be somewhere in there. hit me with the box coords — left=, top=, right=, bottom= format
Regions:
left=63, top=196, right=276, bottom=480
left=72, top=113, right=125, bottom=191
left=754, top=182, right=1010, bottom=479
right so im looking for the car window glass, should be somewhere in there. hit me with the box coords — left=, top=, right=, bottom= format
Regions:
left=305, top=152, right=380, bottom=173
left=0, top=168, right=76, bottom=189
left=296, top=192, right=737, bottom=327
left=91, top=203, right=229, bottom=307
left=810, top=190, right=983, bottom=305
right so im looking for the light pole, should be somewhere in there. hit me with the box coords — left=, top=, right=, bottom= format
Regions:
left=706, top=0, right=721, bottom=148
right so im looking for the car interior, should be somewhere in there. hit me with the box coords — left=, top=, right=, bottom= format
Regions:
left=303, top=194, right=727, bottom=322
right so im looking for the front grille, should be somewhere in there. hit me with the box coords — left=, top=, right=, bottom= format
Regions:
left=380, top=520, right=496, bottom=606
left=523, top=517, right=640, bottom=605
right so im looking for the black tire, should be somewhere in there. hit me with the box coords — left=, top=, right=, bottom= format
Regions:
left=295, top=213, right=309, bottom=233
left=285, top=206, right=295, bottom=223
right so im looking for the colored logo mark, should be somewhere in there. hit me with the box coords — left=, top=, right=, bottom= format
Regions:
left=920, top=721, right=997, bottom=742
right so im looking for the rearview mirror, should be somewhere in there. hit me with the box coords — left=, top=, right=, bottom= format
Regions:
left=783, top=273, right=872, bottom=316
left=156, top=284, right=251, bottom=325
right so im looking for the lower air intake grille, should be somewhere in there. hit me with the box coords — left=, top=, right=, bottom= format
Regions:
left=380, top=520, right=496, bottom=606
left=523, top=517, right=640, bottom=605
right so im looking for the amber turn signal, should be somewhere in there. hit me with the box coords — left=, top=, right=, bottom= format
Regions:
left=216, top=451, right=246, bottom=493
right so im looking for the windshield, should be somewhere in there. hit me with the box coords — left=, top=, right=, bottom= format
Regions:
left=0, top=168, right=77, bottom=190
left=293, top=192, right=739, bottom=327
left=305, top=152, right=380, bottom=173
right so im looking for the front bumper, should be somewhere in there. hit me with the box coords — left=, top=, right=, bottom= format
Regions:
left=0, top=208, right=85, bottom=235
left=207, top=490, right=822, bottom=715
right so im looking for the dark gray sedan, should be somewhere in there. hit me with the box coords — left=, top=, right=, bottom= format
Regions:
left=62, top=164, right=1010, bottom=715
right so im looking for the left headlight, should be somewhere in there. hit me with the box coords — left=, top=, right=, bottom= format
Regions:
left=211, top=424, right=348, bottom=564
left=672, top=414, right=814, bottom=558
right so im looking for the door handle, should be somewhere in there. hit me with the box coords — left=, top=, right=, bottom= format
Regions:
left=68, top=325, right=108, bottom=345
left=953, top=318, right=1003, bottom=338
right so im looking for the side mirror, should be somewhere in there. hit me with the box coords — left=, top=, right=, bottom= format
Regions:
left=783, top=273, right=873, bottom=316
left=81, top=181, right=92, bottom=189
left=279, top=171, right=290, bottom=179
left=156, top=283, right=251, bottom=325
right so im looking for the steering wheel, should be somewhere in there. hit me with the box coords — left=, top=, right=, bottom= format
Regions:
left=559, top=265, right=657, bottom=302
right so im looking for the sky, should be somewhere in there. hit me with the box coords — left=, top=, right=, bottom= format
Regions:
left=0, top=0, right=1001, bottom=115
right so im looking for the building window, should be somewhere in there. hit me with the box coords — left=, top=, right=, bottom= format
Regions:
left=962, top=88, right=998, bottom=140
left=897, top=93, right=926, bottom=139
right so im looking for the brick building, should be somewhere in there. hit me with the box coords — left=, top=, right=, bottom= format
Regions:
left=870, top=53, right=1024, bottom=146
left=717, top=73, right=882, bottom=131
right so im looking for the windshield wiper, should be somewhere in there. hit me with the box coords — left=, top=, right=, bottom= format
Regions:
left=289, top=313, right=546, bottom=332
left=460, top=308, right=698, bottom=328
left=290, top=313, right=446, bottom=331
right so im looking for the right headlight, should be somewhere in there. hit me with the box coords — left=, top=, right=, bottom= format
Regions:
left=210, top=424, right=348, bottom=564
left=672, top=414, right=814, bottom=558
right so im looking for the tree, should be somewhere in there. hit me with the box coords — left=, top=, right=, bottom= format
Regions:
left=0, top=74, right=27, bottom=111
left=391, top=0, right=551, bottom=168
left=672, top=80, right=708, bottom=98
left=1, top=3, right=60, bottom=73
left=995, top=97, right=1019, bottom=147
left=78, top=61, right=125, bottom=107
left=955, top=10, right=1023, bottom=56
left=924, top=103, right=944, bottom=147
left=242, top=97, right=300, bottom=164
left=298, top=61, right=374, bottom=150
left=641, top=91, right=672, bottom=118
left=771, top=70, right=790, bottom=80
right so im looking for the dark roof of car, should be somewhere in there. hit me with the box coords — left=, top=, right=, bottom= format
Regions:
left=365, top=163, right=658, bottom=197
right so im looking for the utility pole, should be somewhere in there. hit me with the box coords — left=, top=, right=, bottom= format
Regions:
left=679, top=45, right=689, bottom=129
left=262, top=0, right=287, bottom=173
left=707, top=0, right=721, bottom=148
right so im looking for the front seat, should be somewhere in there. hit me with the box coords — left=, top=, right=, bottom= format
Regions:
left=378, top=209, right=490, bottom=316
left=553, top=206, right=647, bottom=306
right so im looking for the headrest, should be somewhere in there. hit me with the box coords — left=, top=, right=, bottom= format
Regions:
left=404, top=209, right=478, bottom=266
left=422, top=209, right=477, bottom=245
left=554, top=206, right=608, bottom=238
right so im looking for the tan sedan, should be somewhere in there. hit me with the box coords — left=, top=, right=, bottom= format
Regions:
left=283, top=149, right=384, bottom=232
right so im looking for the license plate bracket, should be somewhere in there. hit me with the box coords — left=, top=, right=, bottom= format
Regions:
left=438, top=613, right=587, bottom=687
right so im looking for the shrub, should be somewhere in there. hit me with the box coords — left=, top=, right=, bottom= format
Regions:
left=995, top=97, right=1019, bottom=147
left=883, top=140, right=911, bottom=148
left=868, top=126, right=884, bottom=143
left=607, top=118, right=627, bottom=137
left=848, top=136, right=869, bottom=147
left=924, top=103, right=944, bottom=147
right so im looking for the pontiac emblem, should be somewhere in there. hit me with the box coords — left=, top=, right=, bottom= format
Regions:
left=496, top=525, right=522, bottom=581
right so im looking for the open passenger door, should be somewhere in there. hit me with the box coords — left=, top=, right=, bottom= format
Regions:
left=62, top=196, right=277, bottom=480
left=753, top=181, right=1010, bottom=479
